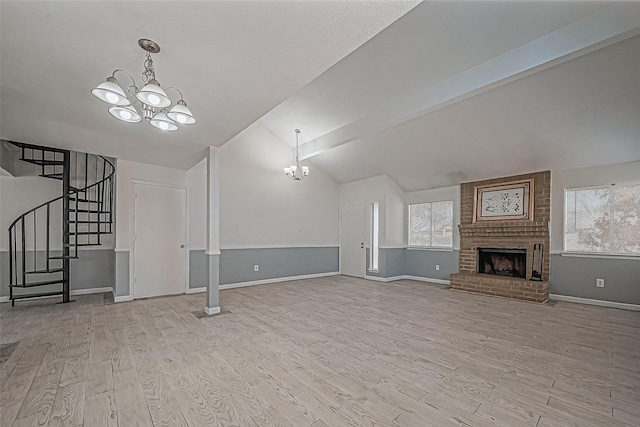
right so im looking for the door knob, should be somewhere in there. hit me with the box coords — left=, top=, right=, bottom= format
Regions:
left=180, top=244, right=185, bottom=248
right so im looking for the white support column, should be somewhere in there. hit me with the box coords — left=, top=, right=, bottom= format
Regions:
left=205, top=147, right=220, bottom=314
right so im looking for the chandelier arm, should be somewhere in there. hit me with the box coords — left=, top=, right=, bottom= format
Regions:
left=111, top=69, right=138, bottom=91
left=165, top=87, right=185, bottom=101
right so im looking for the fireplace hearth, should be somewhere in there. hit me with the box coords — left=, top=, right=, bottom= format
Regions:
left=477, top=248, right=526, bottom=278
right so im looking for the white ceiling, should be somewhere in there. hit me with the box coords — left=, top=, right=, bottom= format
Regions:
left=2, top=1, right=640, bottom=191
left=0, top=0, right=418, bottom=169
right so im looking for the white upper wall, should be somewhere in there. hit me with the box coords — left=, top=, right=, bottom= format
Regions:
left=550, top=160, right=640, bottom=253
left=219, top=123, right=339, bottom=248
left=384, top=176, right=406, bottom=248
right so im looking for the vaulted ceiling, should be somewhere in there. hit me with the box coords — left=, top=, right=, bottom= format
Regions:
left=0, top=0, right=418, bottom=168
left=2, top=1, right=640, bottom=191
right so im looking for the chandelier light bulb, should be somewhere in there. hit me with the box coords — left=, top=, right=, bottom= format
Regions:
left=147, top=94, right=160, bottom=106
left=149, top=111, right=178, bottom=131
left=106, top=92, right=119, bottom=103
left=91, top=76, right=130, bottom=106
left=108, top=105, right=142, bottom=123
left=136, top=80, right=171, bottom=108
left=167, top=100, right=196, bottom=125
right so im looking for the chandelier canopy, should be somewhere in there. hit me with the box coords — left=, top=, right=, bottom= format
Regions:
left=92, top=39, right=196, bottom=131
left=284, top=129, right=310, bottom=180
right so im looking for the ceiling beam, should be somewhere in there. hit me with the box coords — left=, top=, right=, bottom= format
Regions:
left=298, top=4, right=640, bottom=160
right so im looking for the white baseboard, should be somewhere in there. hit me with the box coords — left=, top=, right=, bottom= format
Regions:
left=72, top=287, right=113, bottom=296
left=0, top=286, right=114, bottom=303
left=364, top=275, right=405, bottom=283
left=219, top=272, right=339, bottom=290
left=113, top=295, right=133, bottom=303
left=204, top=306, right=221, bottom=315
left=550, top=294, right=640, bottom=311
left=402, top=275, right=451, bottom=285
left=186, top=287, right=206, bottom=294
left=364, top=274, right=450, bottom=285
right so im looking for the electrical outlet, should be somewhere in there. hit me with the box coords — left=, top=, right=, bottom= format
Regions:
left=435, top=264, right=440, bottom=271
left=596, top=278, right=604, bottom=288
left=254, top=265, right=259, bottom=272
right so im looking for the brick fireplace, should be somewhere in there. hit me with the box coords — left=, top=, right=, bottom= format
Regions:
left=450, top=171, right=550, bottom=302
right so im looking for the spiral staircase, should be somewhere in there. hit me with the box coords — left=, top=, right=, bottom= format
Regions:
left=6, top=141, right=114, bottom=305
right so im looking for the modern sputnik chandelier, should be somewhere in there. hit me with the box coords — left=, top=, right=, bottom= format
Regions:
left=91, top=39, right=196, bottom=131
left=284, top=129, right=310, bottom=180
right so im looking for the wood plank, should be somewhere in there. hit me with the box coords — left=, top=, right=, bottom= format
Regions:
left=83, top=390, right=117, bottom=427
left=113, top=367, right=146, bottom=411
left=139, top=373, right=183, bottom=425
left=15, top=372, right=59, bottom=424
left=173, top=384, right=223, bottom=427
left=49, top=381, right=86, bottom=427
left=118, top=402, right=154, bottom=427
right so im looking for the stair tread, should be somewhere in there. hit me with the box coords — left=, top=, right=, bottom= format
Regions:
left=21, top=159, right=64, bottom=166
left=70, top=198, right=99, bottom=203
left=69, top=231, right=103, bottom=235
left=11, top=279, right=65, bottom=288
left=71, top=209, right=110, bottom=213
left=25, top=268, right=64, bottom=274
left=49, top=256, right=79, bottom=260
left=11, top=291, right=65, bottom=300
left=67, top=220, right=112, bottom=223
left=63, top=243, right=102, bottom=247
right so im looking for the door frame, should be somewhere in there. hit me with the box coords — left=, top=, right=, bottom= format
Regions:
left=130, top=179, right=190, bottom=298
left=339, top=204, right=367, bottom=278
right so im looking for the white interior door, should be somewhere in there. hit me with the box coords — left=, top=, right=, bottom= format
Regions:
left=340, top=205, right=367, bottom=277
left=133, top=183, right=187, bottom=299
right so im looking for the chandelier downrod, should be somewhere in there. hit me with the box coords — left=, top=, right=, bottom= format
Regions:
left=284, top=129, right=309, bottom=180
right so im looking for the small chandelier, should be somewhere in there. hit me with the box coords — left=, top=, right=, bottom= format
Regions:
left=284, top=129, right=309, bottom=180
left=91, top=39, right=196, bottom=131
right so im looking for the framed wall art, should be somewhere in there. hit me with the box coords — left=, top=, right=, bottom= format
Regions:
left=473, top=179, right=534, bottom=222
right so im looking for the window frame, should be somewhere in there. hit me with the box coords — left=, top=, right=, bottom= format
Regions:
left=563, top=182, right=640, bottom=256
left=408, top=200, right=454, bottom=249
left=370, top=202, right=379, bottom=272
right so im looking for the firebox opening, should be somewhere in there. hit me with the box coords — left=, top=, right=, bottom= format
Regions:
left=477, top=248, right=526, bottom=278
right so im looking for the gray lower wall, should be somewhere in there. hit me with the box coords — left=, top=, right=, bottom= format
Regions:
left=1, top=249, right=115, bottom=297
left=550, top=254, right=640, bottom=305
left=366, top=248, right=459, bottom=281
left=366, top=248, right=406, bottom=278
left=405, top=249, right=459, bottom=281
left=219, top=247, right=339, bottom=285
left=115, top=251, right=129, bottom=297
left=189, top=250, right=208, bottom=289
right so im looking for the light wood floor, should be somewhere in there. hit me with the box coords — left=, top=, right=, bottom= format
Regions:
left=1, top=276, right=639, bottom=427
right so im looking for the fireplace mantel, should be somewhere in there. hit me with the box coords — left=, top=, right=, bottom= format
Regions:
left=459, top=221, right=549, bottom=238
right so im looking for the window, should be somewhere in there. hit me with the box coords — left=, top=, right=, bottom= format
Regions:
left=564, top=183, right=640, bottom=254
left=370, top=203, right=379, bottom=270
left=409, top=201, right=454, bottom=248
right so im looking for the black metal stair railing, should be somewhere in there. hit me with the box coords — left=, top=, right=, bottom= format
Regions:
left=6, top=142, right=115, bottom=305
